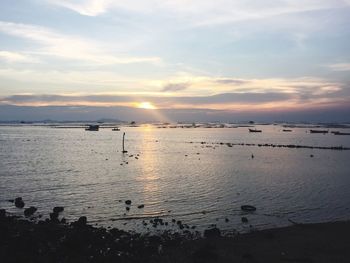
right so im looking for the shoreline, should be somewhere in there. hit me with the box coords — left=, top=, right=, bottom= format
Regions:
left=1, top=210, right=349, bottom=262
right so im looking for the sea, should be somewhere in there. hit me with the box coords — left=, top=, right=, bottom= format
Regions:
left=1, top=124, right=349, bottom=233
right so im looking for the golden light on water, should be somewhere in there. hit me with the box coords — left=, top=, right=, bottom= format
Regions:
left=137, top=102, right=156, bottom=109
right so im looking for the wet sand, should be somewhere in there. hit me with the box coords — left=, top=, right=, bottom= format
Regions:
left=1, top=210, right=349, bottom=263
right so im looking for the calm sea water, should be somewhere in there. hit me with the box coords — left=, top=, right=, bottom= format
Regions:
left=1, top=125, right=350, bottom=233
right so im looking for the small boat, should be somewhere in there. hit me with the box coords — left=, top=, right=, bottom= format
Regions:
left=282, top=129, right=292, bottom=132
left=249, top=128, right=262, bottom=133
left=310, top=129, right=328, bottom=134
left=241, top=205, right=257, bottom=212
left=112, top=128, right=120, bottom=131
left=331, top=131, right=350, bottom=135
left=85, top=125, right=99, bottom=131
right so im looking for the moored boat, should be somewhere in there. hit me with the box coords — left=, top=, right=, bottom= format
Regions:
left=331, top=131, right=350, bottom=135
left=249, top=128, right=262, bottom=133
left=85, top=125, right=99, bottom=131
left=310, top=129, right=328, bottom=134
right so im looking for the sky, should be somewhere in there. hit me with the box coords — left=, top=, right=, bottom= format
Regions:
left=0, top=0, right=350, bottom=122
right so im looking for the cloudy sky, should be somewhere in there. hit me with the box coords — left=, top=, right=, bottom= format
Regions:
left=0, top=0, right=350, bottom=121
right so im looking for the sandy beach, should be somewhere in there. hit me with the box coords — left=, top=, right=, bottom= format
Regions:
left=1, top=209, right=349, bottom=263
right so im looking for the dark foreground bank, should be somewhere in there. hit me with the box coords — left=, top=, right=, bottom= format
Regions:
left=0, top=210, right=349, bottom=263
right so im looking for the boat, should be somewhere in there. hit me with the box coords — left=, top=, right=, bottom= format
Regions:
left=85, top=125, right=99, bottom=131
left=241, top=205, right=257, bottom=212
left=112, top=127, right=120, bottom=131
left=331, top=131, right=350, bottom=135
left=282, top=129, right=292, bottom=132
left=249, top=128, right=262, bottom=133
left=310, top=129, right=328, bottom=134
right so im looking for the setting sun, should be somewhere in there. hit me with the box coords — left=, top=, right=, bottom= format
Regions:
left=137, top=102, right=156, bottom=109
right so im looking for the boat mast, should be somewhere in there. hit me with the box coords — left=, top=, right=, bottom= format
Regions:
left=122, top=132, right=127, bottom=153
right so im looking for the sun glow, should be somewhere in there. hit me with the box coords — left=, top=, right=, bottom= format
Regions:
left=137, top=101, right=156, bottom=109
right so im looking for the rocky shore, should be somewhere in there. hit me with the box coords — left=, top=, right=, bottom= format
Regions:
left=1, top=208, right=349, bottom=263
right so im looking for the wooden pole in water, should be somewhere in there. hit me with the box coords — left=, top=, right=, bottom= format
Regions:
left=122, top=132, right=127, bottom=153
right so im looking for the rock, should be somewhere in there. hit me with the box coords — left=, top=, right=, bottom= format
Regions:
left=126, top=207, right=130, bottom=211
left=50, top=212, right=59, bottom=223
left=204, top=227, right=221, bottom=238
left=73, top=216, right=87, bottom=227
left=14, top=197, right=25, bottom=208
left=241, top=217, right=248, bottom=223
left=24, top=206, right=37, bottom=217
left=137, top=204, right=144, bottom=209
left=125, top=200, right=132, bottom=205
left=0, top=209, right=5, bottom=217
left=8, top=199, right=14, bottom=203
left=240, top=205, right=256, bottom=212
left=53, top=206, right=64, bottom=213
left=225, top=218, right=229, bottom=222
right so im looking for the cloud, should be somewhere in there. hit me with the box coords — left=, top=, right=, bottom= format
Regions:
left=161, top=83, right=190, bottom=92
left=48, top=0, right=113, bottom=16
left=0, top=21, right=161, bottom=65
left=328, top=63, right=350, bottom=72
left=0, top=51, right=40, bottom=63
left=214, top=79, right=249, bottom=85
left=45, top=0, right=348, bottom=27
left=0, top=93, right=294, bottom=110
left=2, top=85, right=348, bottom=111
left=0, top=66, right=345, bottom=100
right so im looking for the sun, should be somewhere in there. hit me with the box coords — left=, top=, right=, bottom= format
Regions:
left=137, top=102, right=156, bottom=109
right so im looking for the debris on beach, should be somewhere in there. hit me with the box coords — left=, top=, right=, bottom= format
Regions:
left=125, top=200, right=132, bottom=205
left=137, top=204, right=145, bottom=209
